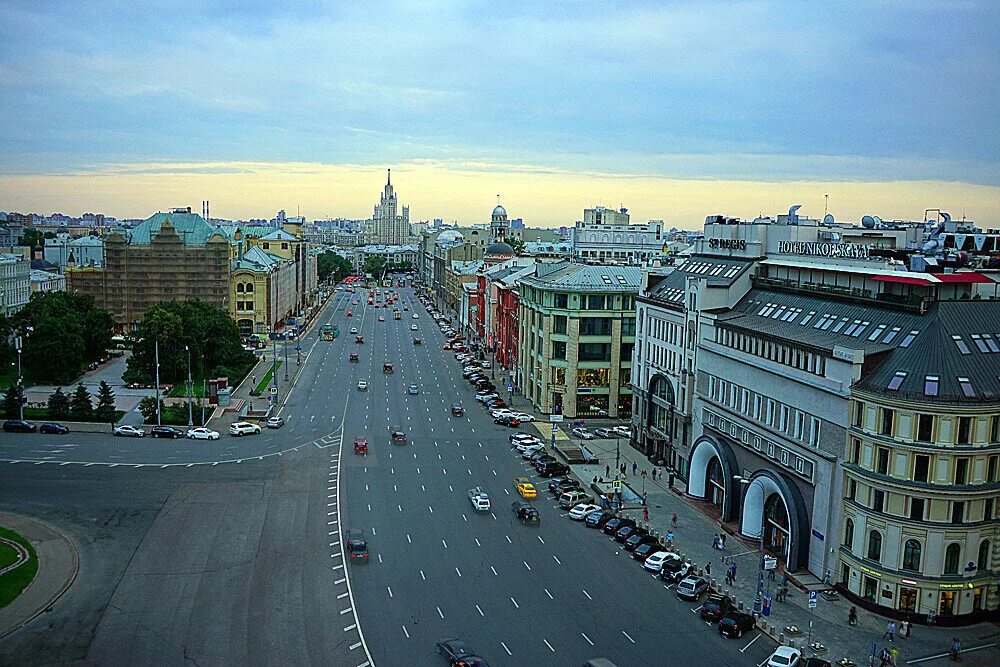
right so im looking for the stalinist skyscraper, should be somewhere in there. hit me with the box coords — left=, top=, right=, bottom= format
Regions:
left=371, top=169, right=411, bottom=245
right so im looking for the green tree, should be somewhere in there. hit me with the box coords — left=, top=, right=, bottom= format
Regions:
left=95, top=381, right=116, bottom=423
left=137, top=395, right=164, bottom=424
left=363, top=256, right=387, bottom=277
left=69, top=384, right=93, bottom=421
left=3, top=384, right=20, bottom=419
left=47, top=387, right=69, bottom=420
left=318, top=251, right=353, bottom=283
left=508, top=237, right=526, bottom=254
left=18, top=228, right=45, bottom=249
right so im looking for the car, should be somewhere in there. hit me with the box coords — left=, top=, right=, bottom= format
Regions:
left=390, top=426, right=407, bottom=445
left=451, top=403, right=465, bottom=416
left=569, top=503, right=603, bottom=520
left=642, top=550, right=672, bottom=572
left=676, top=576, right=710, bottom=600
left=435, top=637, right=489, bottom=667
left=346, top=528, right=369, bottom=562
left=624, top=532, right=657, bottom=552
left=410, top=324, right=418, bottom=331
left=585, top=510, right=615, bottom=529
left=229, top=421, right=261, bottom=436
left=489, top=408, right=513, bottom=418
left=602, top=517, right=635, bottom=535
left=494, top=415, right=520, bottom=427
left=511, top=433, right=540, bottom=445
left=442, top=343, right=452, bottom=350
left=632, top=541, right=662, bottom=563
left=355, top=335, right=364, bottom=344
left=413, top=338, right=422, bottom=345
left=350, top=327, right=358, bottom=334
left=559, top=490, right=591, bottom=509
left=700, top=594, right=735, bottom=622
left=766, top=647, right=802, bottom=667
left=412, top=313, right=418, bottom=319
left=378, top=315, right=385, bottom=322
left=480, top=360, right=491, bottom=368
left=537, top=461, right=570, bottom=478
left=594, top=427, right=613, bottom=438
left=718, top=611, right=756, bottom=639
left=659, top=554, right=696, bottom=583
left=383, top=363, right=394, bottom=373
left=38, top=422, right=68, bottom=434
left=550, top=478, right=583, bottom=495
left=519, top=444, right=544, bottom=458
left=513, top=477, right=537, bottom=499
left=187, top=427, right=221, bottom=440
left=148, top=425, right=182, bottom=438
left=511, top=412, right=536, bottom=422
left=613, top=426, right=631, bottom=438
left=354, top=437, right=368, bottom=455
left=511, top=501, right=540, bottom=524
left=349, top=352, right=360, bottom=362
left=468, top=487, right=491, bottom=512
left=113, top=424, right=144, bottom=437
left=407, top=384, right=419, bottom=395
left=571, top=427, right=594, bottom=440
left=346, top=310, right=352, bottom=317
left=266, top=416, right=285, bottom=429
left=615, top=523, right=642, bottom=542
left=531, top=455, right=557, bottom=469
left=484, top=399, right=506, bottom=409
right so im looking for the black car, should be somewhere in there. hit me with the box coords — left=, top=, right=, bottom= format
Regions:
left=615, top=523, right=641, bottom=543
left=537, top=462, right=570, bottom=478
left=586, top=511, right=615, bottom=529
left=2, top=419, right=35, bottom=433
left=718, top=611, right=755, bottom=639
left=494, top=415, right=520, bottom=427
left=529, top=452, right=554, bottom=465
left=700, top=594, right=734, bottom=622
left=548, top=477, right=579, bottom=494
left=151, top=426, right=183, bottom=439
left=624, top=532, right=656, bottom=552
left=435, top=637, right=490, bottom=667
left=603, top=517, right=634, bottom=535
left=632, top=542, right=662, bottom=562
left=39, top=422, right=68, bottom=434
left=511, top=501, right=540, bottom=524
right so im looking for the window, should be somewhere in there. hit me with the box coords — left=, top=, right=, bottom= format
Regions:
left=780, top=405, right=789, bottom=432
left=944, top=543, right=961, bottom=574
left=899, top=330, right=920, bottom=347
left=880, top=409, right=894, bottom=436
left=867, top=530, right=882, bottom=562
left=809, top=417, right=821, bottom=447
left=917, top=414, right=934, bottom=442
left=848, top=478, right=857, bottom=501
left=551, top=367, right=565, bottom=385
left=986, top=498, right=994, bottom=521
left=584, top=294, right=606, bottom=310
left=851, top=438, right=861, bottom=464
left=853, top=401, right=865, bottom=428
left=952, top=335, right=971, bottom=355
left=873, top=489, right=885, bottom=513
left=887, top=372, right=907, bottom=390
left=951, top=501, right=964, bottom=524
left=909, top=497, right=924, bottom=521
left=553, top=315, right=567, bottom=334
left=578, top=343, right=611, bottom=362
left=957, top=417, right=972, bottom=445
left=876, top=447, right=889, bottom=475
left=843, top=518, right=854, bottom=548
left=754, top=395, right=762, bottom=421
left=580, top=317, right=611, bottom=335
left=992, top=417, right=1000, bottom=443
left=924, top=375, right=939, bottom=396
left=554, top=293, right=568, bottom=308
left=552, top=341, right=566, bottom=360
left=621, top=317, right=636, bottom=336
left=988, top=455, right=998, bottom=483
left=913, top=455, right=930, bottom=483
left=978, top=540, right=990, bottom=571
left=902, top=539, right=922, bottom=571
left=955, top=458, right=969, bottom=485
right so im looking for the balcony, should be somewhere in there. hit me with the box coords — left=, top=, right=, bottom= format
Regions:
left=753, top=276, right=929, bottom=313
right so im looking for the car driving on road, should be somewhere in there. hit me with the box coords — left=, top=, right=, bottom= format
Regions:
left=266, top=416, right=284, bottom=428
left=407, top=384, right=419, bottom=395
left=187, top=427, right=221, bottom=440
left=513, top=477, right=537, bottom=499
left=229, top=421, right=261, bottom=436
left=39, top=422, right=68, bottom=434
left=468, top=487, right=491, bottom=512
left=358, top=380, right=368, bottom=391
left=511, top=501, right=539, bottom=524
left=113, top=424, right=144, bottom=437
left=435, top=637, right=490, bottom=667
left=346, top=528, right=369, bottom=563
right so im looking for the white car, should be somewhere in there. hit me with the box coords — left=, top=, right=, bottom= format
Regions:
left=186, top=427, right=220, bottom=440
left=410, top=324, right=418, bottom=331
left=568, top=503, right=602, bottom=520
left=480, top=360, right=492, bottom=368
left=266, top=416, right=284, bottom=428
left=766, top=647, right=802, bottom=667
left=229, top=421, right=261, bottom=436
left=572, top=427, right=594, bottom=440
left=520, top=444, right=545, bottom=459
left=378, top=316, right=385, bottom=322
left=113, top=425, right=145, bottom=438
left=515, top=440, right=543, bottom=453
left=475, top=392, right=498, bottom=403
left=490, top=408, right=514, bottom=418
left=412, top=313, right=418, bottom=319
left=512, top=412, right=535, bottom=422
left=357, top=380, right=368, bottom=391
left=642, top=550, right=673, bottom=573
left=594, top=427, right=613, bottom=438
left=349, top=327, right=358, bottom=334
left=613, top=426, right=631, bottom=438
left=468, top=487, right=491, bottom=512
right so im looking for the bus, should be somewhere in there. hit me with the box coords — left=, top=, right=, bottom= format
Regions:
left=321, top=324, right=338, bottom=341
left=393, top=310, right=401, bottom=320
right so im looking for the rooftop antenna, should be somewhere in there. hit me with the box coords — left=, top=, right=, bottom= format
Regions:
left=824, top=194, right=829, bottom=217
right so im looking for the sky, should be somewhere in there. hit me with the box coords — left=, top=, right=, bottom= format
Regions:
left=0, top=1, right=997, bottom=228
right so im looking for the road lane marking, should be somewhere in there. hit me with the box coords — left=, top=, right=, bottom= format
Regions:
left=455, top=567, right=462, bottom=577
left=622, top=630, right=635, bottom=644
left=524, top=561, right=531, bottom=571
left=545, top=588, right=553, bottom=600
left=407, top=534, right=411, bottom=543
left=740, top=634, right=762, bottom=653
left=543, top=639, right=555, bottom=652
left=340, top=608, right=352, bottom=615
left=442, top=539, right=448, bottom=549
left=583, top=589, right=593, bottom=600
left=490, top=566, right=497, bottom=576
left=338, top=592, right=349, bottom=599
left=537, top=536, right=545, bottom=544
left=581, top=633, right=594, bottom=646
left=437, top=607, right=444, bottom=619
left=420, top=570, right=426, bottom=580
left=510, top=598, right=519, bottom=609
left=553, top=555, right=562, bottom=565
left=501, top=642, right=511, bottom=656
left=402, top=625, right=409, bottom=639
left=387, top=587, right=393, bottom=598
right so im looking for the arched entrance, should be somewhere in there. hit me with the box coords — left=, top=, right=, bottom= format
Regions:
left=688, top=435, right=740, bottom=523
left=739, top=470, right=810, bottom=573
left=644, top=373, right=674, bottom=463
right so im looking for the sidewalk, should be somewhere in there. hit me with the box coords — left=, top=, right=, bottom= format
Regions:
left=0, top=512, right=79, bottom=640
left=542, top=432, right=1000, bottom=666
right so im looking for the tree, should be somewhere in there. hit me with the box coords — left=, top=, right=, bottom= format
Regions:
left=508, top=237, right=526, bottom=254
left=47, top=387, right=69, bottom=420
left=95, top=381, right=116, bottom=423
left=317, top=251, right=352, bottom=283
left=3, top=384, right=20, bottom=419
left=69, top=384, right=93, bottom=421
left=18, top=228, right=45, bottom=249
left=363, top=256, right=387, bottom=277
left=137, top=396, right=164, bottom=424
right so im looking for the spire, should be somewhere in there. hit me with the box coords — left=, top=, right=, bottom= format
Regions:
left=387, top=168, right=391, bottom=186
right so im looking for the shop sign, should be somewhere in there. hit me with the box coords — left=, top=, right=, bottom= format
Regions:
left=777, top=241, right=871, bottom=259
left=938, top=582, right=974, bottom=590
left=708, top=238, right=747, bottom=251
left=859, top=566, right=882, bottom=577
left=901, top=579, right=918, bottom=585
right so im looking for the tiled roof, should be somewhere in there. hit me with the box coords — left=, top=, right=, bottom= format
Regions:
left=676, top=256, right=752, bottom=286
left=232, top=246, right=288, bottom=272
left=722, top=287, right=1000, bottom=402
left=259, top=229, right=299, bottom=242
left=520, top=262, right=642, bottom=292
left=127, top=211, right=223, bottom=246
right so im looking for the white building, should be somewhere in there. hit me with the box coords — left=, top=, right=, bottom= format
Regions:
left=0, top=253, right=31, bottom=313
left=371, top=169, right=411, bottom=246
left=353, top=244, right=419, bottom=274
left=30, top=269, right=66, bottom=294
left=573, top=206, right=668, bottom=264
left=44, top=234, right=105, bottom=269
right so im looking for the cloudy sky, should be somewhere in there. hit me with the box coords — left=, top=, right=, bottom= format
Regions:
left=1, top=1, right=997, bottom=227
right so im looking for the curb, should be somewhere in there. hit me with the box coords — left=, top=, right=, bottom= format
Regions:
left=0, top=512, right=80, bottom=640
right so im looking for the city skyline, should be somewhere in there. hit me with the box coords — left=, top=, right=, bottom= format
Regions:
left=1, top=1, right=998, bottom=226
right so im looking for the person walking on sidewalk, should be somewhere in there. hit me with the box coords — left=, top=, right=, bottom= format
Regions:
left=848, top=606, right=858, bottom=626
left=643, top=505, right=649, bottom=522
left=705, top=561, right=711, bottom=576
left=606, top=464, right=610, bottom=477
left=672, top=512, right=678, bottom=529
left=725, top=568, right=733, bottom=586
left=882, top=621, right=896, bottom=642
left=949, top=637, right=961, bottom=661
left=719, top=533, right=726, bottom=550
left=729, top=563, right=737, bottom=582
left=666, top=530, right=674, bottom=545
left=712, top=534, right=719, bottom=550
left=632, top=461, right=637, bottom=475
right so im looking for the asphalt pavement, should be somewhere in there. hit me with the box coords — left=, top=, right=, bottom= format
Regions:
left=0, top=286, right=779, bottom=667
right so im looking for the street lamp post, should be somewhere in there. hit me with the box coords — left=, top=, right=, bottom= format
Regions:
left=283, top=334, right=289, bottom=381
left=154, top=339, right=162, bottom=426
left=15, top=341, right=23, bottom=421
left=185, top=345, right=193, bottom=427
left=271, top=340, right=278, bottom=405
left=736, top=475, right=767, bottom=614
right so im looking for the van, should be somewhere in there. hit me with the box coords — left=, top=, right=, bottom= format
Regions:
left=559, top=490, right=591, bottom=509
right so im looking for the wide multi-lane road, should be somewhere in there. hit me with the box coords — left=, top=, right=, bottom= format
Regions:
left=0, top=285, right=773, bottom=666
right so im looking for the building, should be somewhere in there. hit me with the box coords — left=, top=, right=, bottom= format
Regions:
left=573, top=206, right=668, bottom=265
left=493, top=263, right=535, bottom=372
left=29, top=269, right=66, bottom=294
left=66, top=208, right=230, bottom=327
left=517, top=262, right=640, bottom=418
left=353, top=244, right=419, bottom=274
left=43, top=234, right=105, bottom=269
left=0, top=253, right=31, bottom=314
left=371, top=169, right=411, bottom=246
left=230, top=246, right=296, bottom=335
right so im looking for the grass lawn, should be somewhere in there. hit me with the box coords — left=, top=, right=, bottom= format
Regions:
left=0, top=525, right=38, bottom=610
left=255, top=361, right=282, bottom=394
left=167, top=381, right=209, bottom=399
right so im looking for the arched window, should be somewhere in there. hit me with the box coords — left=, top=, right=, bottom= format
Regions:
left=236, top=283, right=244, bottom=293
left=843, top=518, right=854, bottom=549
left=978, top=540, right=990, bottom=571
left=944, top=543, right=961, bottom=574
left=902, top=539, right=921, bottom=572
left=245, top=283, right=254, bottom=293
left=867, top=530, right=882, bottom=562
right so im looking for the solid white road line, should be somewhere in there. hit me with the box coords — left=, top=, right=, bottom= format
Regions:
left=582, top=589, right=593, bottom=600
left=622, top=630, right=636, bottom=643
left=501, top=642, right=511, bottom=656
left=543, top=639, right=555, bottom=652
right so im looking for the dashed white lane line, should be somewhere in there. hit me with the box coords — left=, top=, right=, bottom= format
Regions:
left=622, top=630, right=636, bottom=644
left=583, top=589, right=593, bottom=600
left=501, top=642, right=512, bottom=656
left=510, top=597, right=519, bottom=609
left=402, top=625, right=410, bottom=639
left=544, top=588, right=553, bottom=600
left=543, top=639, right=555, bottom=652
left=420, top=570, right=426, bottom=580
left=407, top=534, right=412, bottom=543
left=506, top=535, right=512, bottom=544
left=455, top=567, right=462, bottom=577
left=476, top=604, right=484, bottom=616
left=442, top=539, right=448, bottom=549
left=387, top=587, right=393, bottom=598
left=437, top=606, right=444, bottom=619
left=523, top=561, right=531, bottom=571
left=537, top=535, right=545, bottom=544
left=490, top=566, right=498, bottom=576
left=475, top=538, right=482, bottom=547
left=581, top=633, right=594, bottom=646
left=553, top=555, right=562, bottom=565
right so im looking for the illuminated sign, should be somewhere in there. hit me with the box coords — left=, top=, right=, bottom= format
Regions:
left=859, top=566, right=882, bottom=577
left=938, top=582, right=974, bottom=590
left=777, top=241, right=871, bottom=259
left=709, top=238, right=747, bottom=251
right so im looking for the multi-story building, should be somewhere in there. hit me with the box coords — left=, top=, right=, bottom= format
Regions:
left=371, top=169, right=411, bottom=246
left=66, top=208, right=230, bottom=327
left=353, top=244, right=419, bottom=274
left=573, top=206, right=667, bottom=265
left=0, top=252, right=31, bottom=313
left=517, top=262, right=639, bottom=418
left=494, top=263, right=535, bottom=373
left=230, top=246, right=296, bottom=335
left=44, top=234, right=105, bottom=269
left=29, top=269, right=66, bottom=294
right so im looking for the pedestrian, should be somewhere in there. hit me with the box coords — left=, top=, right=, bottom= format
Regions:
left=642, top=492, right=647, bottom=506
left=606, top=464, right=610, bottom=477
left=632, top=461, right=637, bottom=475
left=879, top=647, right=891, bottom=667
left=593, top=476, right=599, bottom=484
left=823, top=569, right=832, bottom=585
left=781, top=573, right=789, bottom=588
left=667, top=530, right=674, bottom=544
left=729, top=563, right=737, bottom=582
left=848, top=606, right=858, bottom=627
left=705, top=561, right=711, bottom=576
left=900, top=619, right=910, bottom=639
left=672, top=512, right=678, bottom=528
left=251, top=375, right=257, bottom=385
left=882, top=621, right=896, bottom=642
left=949, top=637, right=961, bottom=662
left=712, top=534, right=719, bottom=550
left=725, top=569, right=732, bottom=586
left=720, top=533, right=726, bottom=550
left=658, top=467, right=663, bottom=480
left=643, top=506, right=649, bottom=522
left=768, top=569, right=776, bottom=582
left=641, top=469, right=647, bottom=478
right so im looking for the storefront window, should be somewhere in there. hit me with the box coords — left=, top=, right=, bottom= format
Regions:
left=898, top=587, right=917, bottom=613
left=551, top=367, right=565, bottom=385
left=617, top=393, right=631, bottom=416
left=577, top=394, right=609, bottom=417
left=939, top=591, right=955, bottom=616
left=863, top=576, right=878, bottom=602
left=577, top=368, right=610, bottom=387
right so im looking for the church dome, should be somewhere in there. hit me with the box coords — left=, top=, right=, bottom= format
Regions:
left=485, top=241, right=515, bottom=256
left=436, top=229, right=465, bottom=245
left=492, top=204, right=507, bottom=219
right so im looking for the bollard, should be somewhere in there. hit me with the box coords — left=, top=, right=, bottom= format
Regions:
left=778, top=632, right=785, bottom=645
left=737, top=601, right=744, bottom=611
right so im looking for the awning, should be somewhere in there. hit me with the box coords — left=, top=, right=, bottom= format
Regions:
left=872, top=271, right=994, bottom=285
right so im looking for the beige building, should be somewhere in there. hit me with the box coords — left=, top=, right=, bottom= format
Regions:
left=230, top=247, right=296, bottom=335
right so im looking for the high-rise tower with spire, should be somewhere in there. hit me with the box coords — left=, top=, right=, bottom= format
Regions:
left=371, top=169, right=411, bottom=245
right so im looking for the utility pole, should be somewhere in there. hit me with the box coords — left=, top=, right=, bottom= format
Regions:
left=185, top=345, right=193, bottom=427
left=15, top=336, right=23, bottom=421
left=283, top=334, right=289, bottom=381
left=737, top=476, right=766, bottom=614
left=271, top=339, right=278, bottom=406
left=201, top=378, right=206, bottom=425
left=154, top=339, right=161, bottom=426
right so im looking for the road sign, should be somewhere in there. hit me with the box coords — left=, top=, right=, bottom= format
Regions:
left=808, top=590, right=817, bottom=609
left=507, top=383, right=513, bottom=393
left=611, top=479, right=622, bottom=491
left=764, top=555, right=777, bottom=571
left=270, top=387, right=278, bottom=395
left=549, top=414, right=564, bottom=423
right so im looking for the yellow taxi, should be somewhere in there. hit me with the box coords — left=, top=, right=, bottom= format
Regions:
left=514, top=477, right=537, bottom=499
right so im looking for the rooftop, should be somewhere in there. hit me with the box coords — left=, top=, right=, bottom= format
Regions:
left=520, top=261, right=642, bottom=293
left=126, top=211, right=223, bottom=246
